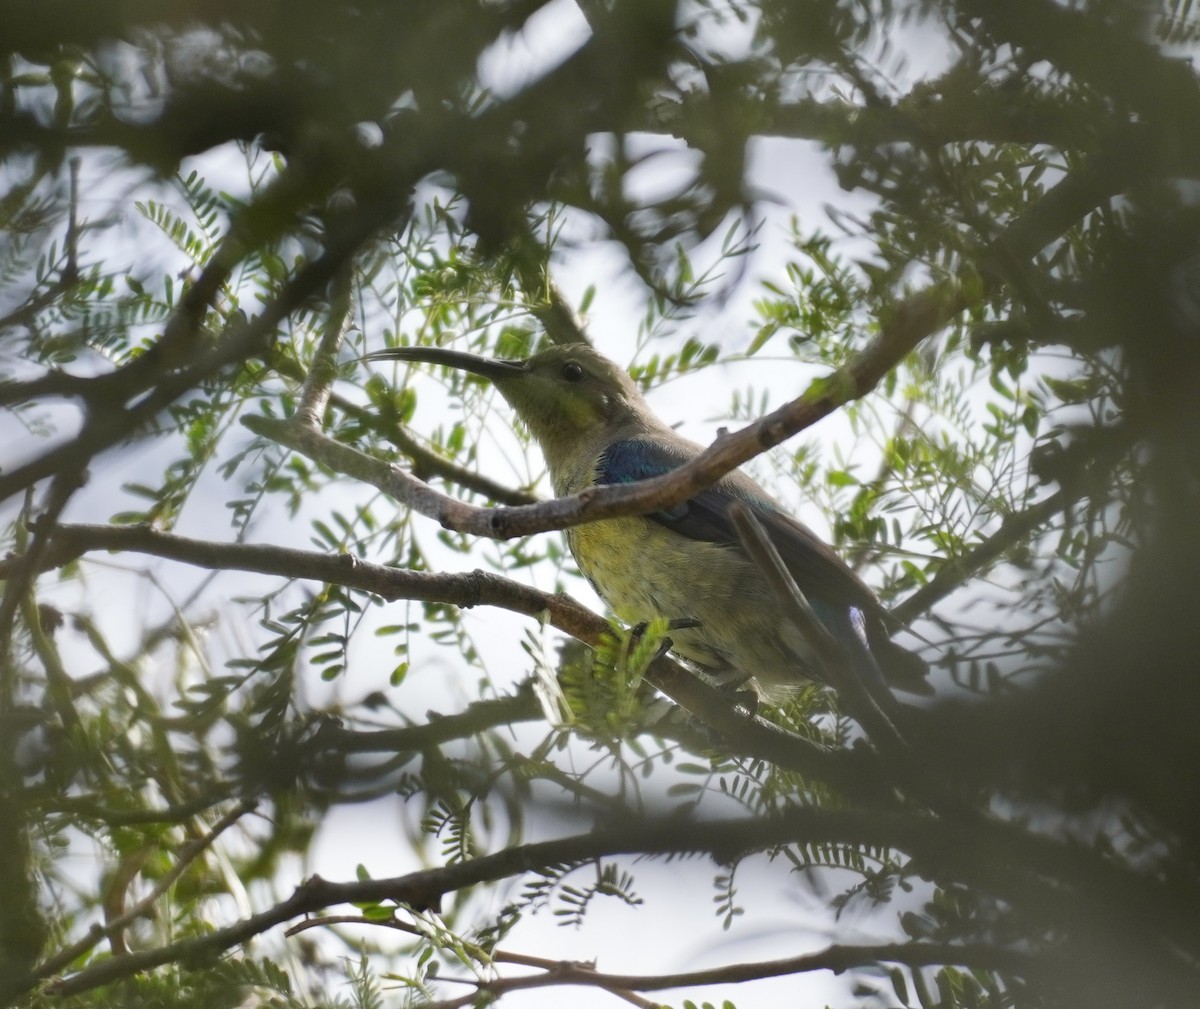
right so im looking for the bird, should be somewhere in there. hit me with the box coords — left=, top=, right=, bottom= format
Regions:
left=366, top=342, right=929, bottom=698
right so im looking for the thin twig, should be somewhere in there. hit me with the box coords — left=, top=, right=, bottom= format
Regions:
left=286, top=916, right=659, bottom=1008
left=509, top=221, right=593, bottom=348
left=26, top=799, right=257, bottom=985
left=0, top=469, right=86, bottom=682
left=414, top=939, right=1032, bottom=1006
left=270, top=347, right=536, bottom=505
left=893, top=488, right=1069, bottom=623
left=295, top=266, right=354, bottom=428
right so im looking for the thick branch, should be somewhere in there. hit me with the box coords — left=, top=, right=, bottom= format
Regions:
left=42, top=799, right=1186, bottom=998
left=246, top=274, right=970, bottom=542
left=250, top=139, right=1135, bottom=544
left=9, top=522, right=876, bottom=793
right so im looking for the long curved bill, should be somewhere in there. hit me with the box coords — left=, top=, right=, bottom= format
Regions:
left=363, top=346, right=529, bottom=382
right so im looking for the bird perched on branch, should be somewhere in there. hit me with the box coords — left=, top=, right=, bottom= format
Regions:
left=367, top=342, right=929, bottom=697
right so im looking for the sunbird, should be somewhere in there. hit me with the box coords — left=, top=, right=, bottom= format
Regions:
left=367, top=342, right=929, bottom=697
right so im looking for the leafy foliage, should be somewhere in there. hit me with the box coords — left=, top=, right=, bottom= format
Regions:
left=2, top=2, right=1199, bottom=1008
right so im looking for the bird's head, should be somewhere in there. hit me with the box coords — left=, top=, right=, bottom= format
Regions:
left=364, top=342, right=654, bottom=469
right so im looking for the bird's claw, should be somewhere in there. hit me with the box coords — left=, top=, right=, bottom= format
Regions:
left=625, top=623, right=677, bottom=663
left=629, top=616, right=701, bottom=640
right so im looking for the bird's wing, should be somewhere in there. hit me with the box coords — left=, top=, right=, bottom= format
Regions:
left=596, top=438, right=931, bottom=693
left=597, top=438, right=884, bottom=616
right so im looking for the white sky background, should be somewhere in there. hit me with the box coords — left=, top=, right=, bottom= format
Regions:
left=0, top=4, right=1059, bottom=1008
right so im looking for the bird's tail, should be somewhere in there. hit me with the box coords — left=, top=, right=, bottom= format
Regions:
left=867, top=626, right=933, bottom=695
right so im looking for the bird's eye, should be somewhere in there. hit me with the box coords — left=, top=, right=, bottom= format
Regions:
left=561, top=361, right=585, bottom=382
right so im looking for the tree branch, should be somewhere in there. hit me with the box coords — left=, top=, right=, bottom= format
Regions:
left=295, top=268, right=354, bottom=429
left=325, top=687, right=542, bottom=755
left=23, top=800, right=257, bottom=988
left=508, top=221, right=593, bottom=348
left=893, top=489, right=1068, bottom=624
left=646, top=83, right=1098, bottom=155
left=250, top=136, right=1136, bottom=546
left=288, top=912, right=1028, bottom=1008
left=270, top=349, right=537, bottom=506
left=418, top=940, right=1032, bottom=1006
left=6, top=521, right=878, bottom=795
left=40, top=799, right=1178, bottom=999
left=247, top=274, right=970, bottom=543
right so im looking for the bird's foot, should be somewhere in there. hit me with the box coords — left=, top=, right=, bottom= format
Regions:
left=629, top=616, right=702, bottom=639
left=626, top=617, right=701, bottom=664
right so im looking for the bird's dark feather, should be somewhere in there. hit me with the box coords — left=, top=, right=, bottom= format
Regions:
left=598, top=438, right=931, bottom=693
left=598, top=438, right=879, bottom=614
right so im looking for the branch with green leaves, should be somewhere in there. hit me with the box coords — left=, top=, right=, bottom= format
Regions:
left=36, top=797, right=1190, bottom=1001
left=2, top=521, right=880, bottom=798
